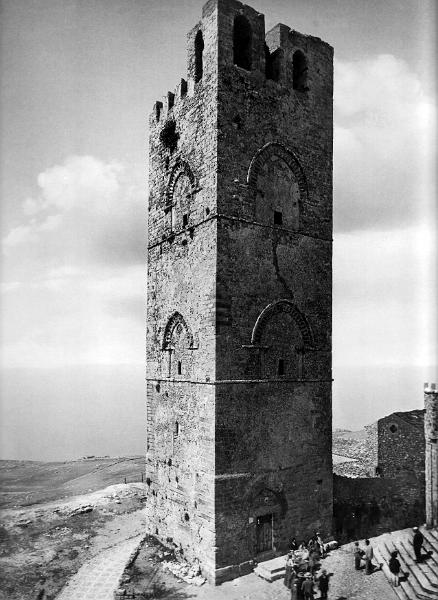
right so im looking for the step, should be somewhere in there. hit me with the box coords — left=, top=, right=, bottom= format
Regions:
left=388, top=534, right=438, bottom=591
left=254, top=554, right=287, bottom=582
left=422, top=528, right=438, bottom=558
left=398, top=539, right=438, bottom=588
left=375, top=536, right=426, bottom=600
left=253, top=565, right=285, bottom=582
left=383, top=538, right=438, bottom=599
left=373, top=546, right=410, bottom=600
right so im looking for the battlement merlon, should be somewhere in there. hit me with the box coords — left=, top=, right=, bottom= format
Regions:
left=148, top=0, right=333, bottom=125
left=424, top=382, right=438, bottom=394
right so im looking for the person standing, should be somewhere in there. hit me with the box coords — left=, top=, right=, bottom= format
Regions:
left=296, top=572, right=305, bottom=600
left=388, top=550, right=401, bottom=587
left=316, top=532, right=325, bottom=558
left=290, top=576, right=299, bottom=600
left=301, top=573, right=315, bottom=600
left=353, top=541, right=364, bottom=570
left=364, top=539, right=375, bottom=574
left=284, top=553, right=294, bottom=588
left=413, top=527, right=424, bottom=562
left=289, top=536, right=299, bottom=551
left=317, top=569, right=330, bottom=599
left=308, top=547, right=319, bottom=575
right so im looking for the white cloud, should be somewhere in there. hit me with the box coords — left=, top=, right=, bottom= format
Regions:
left=2, top=155, right=145, bottom=265
left=1, top=156, right=146, bottom=369
left=334, top=54, right=436, bottom=232
left=333, top=223, right=437, bottom=368
left=36, top=155, right=123, bottom=211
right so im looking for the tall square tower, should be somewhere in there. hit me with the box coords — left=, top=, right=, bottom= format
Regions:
left=146, top=0, right=333, bottom=584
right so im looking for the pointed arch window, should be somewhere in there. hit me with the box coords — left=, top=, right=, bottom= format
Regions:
left=233, top=15, right=252, bottom=70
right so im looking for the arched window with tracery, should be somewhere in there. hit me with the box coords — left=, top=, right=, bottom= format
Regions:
left=251, top=300, right=314, bottom=379
left=165, top=160, right=196, bottom=233
left=233, top=15, right=252, bottom=70
left=162, top=312, right=195, bottom=379
left=194, top=30, right=204, bottom=83
left=247, top=143, right=307, bottom=230
left=293, top=50, right=308, bottom=91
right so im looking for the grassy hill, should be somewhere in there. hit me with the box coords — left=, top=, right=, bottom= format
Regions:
left=0, top=456, right=145, bottom=508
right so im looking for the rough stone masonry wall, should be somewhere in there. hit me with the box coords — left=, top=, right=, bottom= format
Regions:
left=146, top=0, right=334, bottom=584
left=376, top=413, right=425, bottom=520
left=146, top=0, right=219, bottom=580
left=215, top=381, right=332, bottom=577
left=377, top=414, right=425, bottom=479
left=333, top=475, right=425, bottom=543
left=213, top=0, right=333, bottom=581
left=425, top=383, right=438, bottom=528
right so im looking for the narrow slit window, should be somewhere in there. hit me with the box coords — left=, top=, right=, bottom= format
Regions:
left=233, top=15, right=252, bottom=70
left=293, top=50, right=308, bottom=91
left=174, top=421, right=179, bottom=437
left=194, top=30, right=204, bottom=83
left=278, top=359, right=285, bottom=376
left=177, top=360, right=182, bottom=375
left=274, top=210, right=283, bottom=225
left=182, top=214, right=188, bottom=227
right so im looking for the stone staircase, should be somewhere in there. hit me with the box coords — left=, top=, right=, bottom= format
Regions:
left=373, top=527, right=438, bottom=600
left=253, top=554, right=287, bottom=582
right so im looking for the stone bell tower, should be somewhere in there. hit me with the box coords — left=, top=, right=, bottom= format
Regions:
left=146, top=0, right=333, bottom=584
left=425, top=383, right=438, bottom=528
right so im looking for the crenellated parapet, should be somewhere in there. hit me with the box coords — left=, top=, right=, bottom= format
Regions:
left=149, top=0, right=333, bottom=126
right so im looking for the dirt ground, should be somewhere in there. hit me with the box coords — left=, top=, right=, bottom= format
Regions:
left=0, top=457, right=395, bottom=600
left=0, top=457, right=147, bottom=600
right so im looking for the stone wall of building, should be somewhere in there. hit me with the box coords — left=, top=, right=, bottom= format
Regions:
left=146, top=0, right=333, bottom=584
left=146, top=0, right=219, bottom=578
left=334, top=409, right=428, bottom=542
left=213, top=0, right=333, bottom=581
left=333, top=475, right=424, bottom=543
left=377, top=411, right=425, bottom=480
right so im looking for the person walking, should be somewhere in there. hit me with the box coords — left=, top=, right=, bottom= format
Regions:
left=388, top=550, right=401, bottom=587
left=413, top=527, right=424, bottom=562
left=301, top=573, right=315, bottom=600
left=317, top=569, right=330, bottom=599
left=353, top=541, right=364, bottom=570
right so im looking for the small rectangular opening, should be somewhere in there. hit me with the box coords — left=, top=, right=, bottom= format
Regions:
left=177, top=360, right=182, bottom=375
left=273, top=210, right=283, bottom=225
left=278, top=359, right=285, bottom=376
left=182, top=214, right=188, bottom=227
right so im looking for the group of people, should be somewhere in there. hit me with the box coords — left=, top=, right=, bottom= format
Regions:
left=352, top=526, right=432, bottom=588
left=283, top=525, right=432, bottom=597
left=284, top=533, right=331, bottom=599
left=353, top=538, right=382, bottom=575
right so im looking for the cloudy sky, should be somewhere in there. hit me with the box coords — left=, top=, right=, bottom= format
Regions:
left=1, top=0, right=436, bottom=460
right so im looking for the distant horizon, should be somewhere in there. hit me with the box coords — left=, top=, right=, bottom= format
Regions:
left=1, top=362, right=436, bottom=461
left=1, top=0, right=436, bottom=462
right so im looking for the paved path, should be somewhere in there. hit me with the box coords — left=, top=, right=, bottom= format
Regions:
left=56, top=533, right=145, bottom=600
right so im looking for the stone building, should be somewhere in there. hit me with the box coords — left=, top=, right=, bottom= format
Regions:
left=334, top=409, right=427, bottom=542
left=146, top=0, right=333, bottom=583
left=373, top=409, right=425, bottom=480
left=425, top=382, right=438, bottom=528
